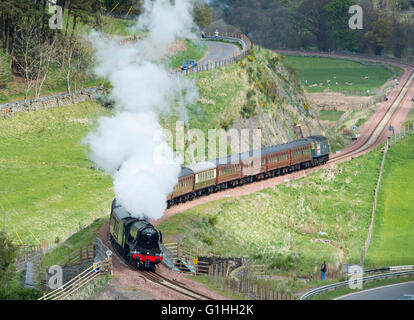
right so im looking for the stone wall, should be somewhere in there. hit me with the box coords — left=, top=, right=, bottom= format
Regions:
left=0, top=87, right=105, bottom=117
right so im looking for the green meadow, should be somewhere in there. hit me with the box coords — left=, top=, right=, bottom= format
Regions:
left=0, top=101, right=114, bottom=244
left=365, top=134, right=414, bottom=267
left=282, top=56, right=394, bottom=95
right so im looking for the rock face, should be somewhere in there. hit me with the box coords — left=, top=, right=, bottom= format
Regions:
left=231, top=47, right=325, bottom=148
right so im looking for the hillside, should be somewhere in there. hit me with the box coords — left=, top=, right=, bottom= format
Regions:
left=158, top=145, right=384, bottom=293
left=162, top=45, right=325, bottom=163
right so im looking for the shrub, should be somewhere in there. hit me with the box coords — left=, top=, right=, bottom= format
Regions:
left=207, top=214, right=218, bottom=226
left=0, top=285, right=42, bottom=300
left=202, top=236, right=214, bottom=246
left=220, top=119, right=232, bottom=131
left=269, top=254, right=297, bottom=271
left=240, top=103, right=257, bottom=118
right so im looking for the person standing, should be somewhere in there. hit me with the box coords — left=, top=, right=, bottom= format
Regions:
left=215, top=29, right=219, bottom=40
left=321, top=261, right=327, bottom=280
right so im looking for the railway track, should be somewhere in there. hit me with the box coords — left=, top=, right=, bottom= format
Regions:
left=139, top=270, right=214, bottom=300
left=330, top=64, right=414, bottom=163
left=110, top=238, right=214, bottom=300
left=159, top=53, right=414, bottom=218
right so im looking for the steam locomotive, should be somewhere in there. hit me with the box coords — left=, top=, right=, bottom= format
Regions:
left=109, top=199, right=163, bottom=271
left=167, top=135, right=330, bottom=207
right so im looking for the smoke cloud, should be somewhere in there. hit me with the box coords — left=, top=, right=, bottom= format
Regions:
left=83, top=0, right=201, bottom=220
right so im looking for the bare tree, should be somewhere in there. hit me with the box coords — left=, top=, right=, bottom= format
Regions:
left=11, top=22, right=58, bottom=99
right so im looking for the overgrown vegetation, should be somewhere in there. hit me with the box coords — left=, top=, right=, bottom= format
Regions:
left=0, top=232, right=42, bottom=300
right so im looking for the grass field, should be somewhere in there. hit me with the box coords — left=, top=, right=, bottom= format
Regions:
left=282, top=56, right=394, bottom=95
left=158, top=146, right=383, bottom=278
left=365, top=134, right=414, bottom=268
left=319, top=110, right=345, bottom=121
left=0, top=101, right=114, bottom=244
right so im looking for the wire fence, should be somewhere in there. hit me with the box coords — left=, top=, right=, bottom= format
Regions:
left=207, top=262, right=297, bottom=300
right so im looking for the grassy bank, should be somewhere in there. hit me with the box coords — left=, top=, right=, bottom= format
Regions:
left=42, top=217, right=108, bottom=268
left=158, top=146, right=383, bottom=278
left=0, top=101, right=114, bottom=244
left=319, top=110, right=345, bottom=121
left=282, top=56, right=394, bottom=95
left=365, top=134, right=414, bottom=268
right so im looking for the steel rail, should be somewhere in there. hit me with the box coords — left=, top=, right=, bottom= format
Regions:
left=141, top=270, right=214, bottom=300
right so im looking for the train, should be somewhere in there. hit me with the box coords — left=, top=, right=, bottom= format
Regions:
left=109, top=199, right=163, bottom=271
left=167, top=135, right=330, bottom=207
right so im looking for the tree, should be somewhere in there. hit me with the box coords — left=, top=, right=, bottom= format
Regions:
left=386, top=15, right=411, bottom=58
left=296, top=0, right=331, bottom=51
left=193, top=4, right=213, bottom=30
left=364, top=17, right=393, bottom=55
left=323, top=0, right=357, bottom=51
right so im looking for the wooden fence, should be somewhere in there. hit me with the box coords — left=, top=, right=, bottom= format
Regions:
left=250, top=264, right=265, bottom=276
left=163, top=242, right=210, bottom=275
left=55, top=245, right=95, bottom=267
left=164, top=241, right=205, bottom=260
left=208, top=262, right=295, bottom=300
left=38, top=258, right=112, bottom=300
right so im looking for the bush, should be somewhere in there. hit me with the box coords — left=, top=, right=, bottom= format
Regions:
left=207, top=215, right=218, bottom=226
left=0, top=285, right=42, bottom=300
left=240, top=103, right=257, bottom=118
left=202, top=236, right=214, bottom=246
left=220, top=119, right=232, bottom=131
left=269, top=254, right=297, bottom=271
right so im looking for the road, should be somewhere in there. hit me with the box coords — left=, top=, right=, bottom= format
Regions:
left=335, top=281, right=414, bottom=300
left=199, top=40, right=240, bottom=66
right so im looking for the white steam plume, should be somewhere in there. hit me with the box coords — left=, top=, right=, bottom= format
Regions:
left=83, top=0, right=200, bottom=220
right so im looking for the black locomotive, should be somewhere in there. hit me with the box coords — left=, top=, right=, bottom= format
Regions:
left=109, top=199, right=163, bottom=271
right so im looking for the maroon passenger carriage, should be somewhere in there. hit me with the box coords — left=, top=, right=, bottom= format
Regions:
left=167, top=135, right=329, bottom=207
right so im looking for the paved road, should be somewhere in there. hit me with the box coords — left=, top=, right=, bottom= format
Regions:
left=199, top=40, right=240, bottom=66
left=335, top=281, right=414, bottom=300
